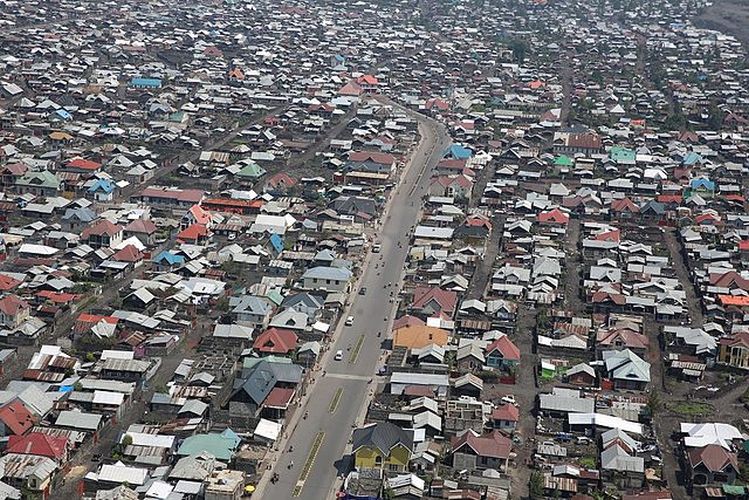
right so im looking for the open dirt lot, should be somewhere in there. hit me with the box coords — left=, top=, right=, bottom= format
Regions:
left=695, top=0, right=749, bottom=47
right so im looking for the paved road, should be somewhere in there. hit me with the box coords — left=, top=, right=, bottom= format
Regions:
left=261, top=104, right=450, bottom=500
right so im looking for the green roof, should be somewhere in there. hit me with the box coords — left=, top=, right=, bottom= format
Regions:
left=722, top=485, right=745, bottom=495
left=243, top=355, right=292, bottom=369
left=265, top=289, right=284, bottom=306
left=554, top=155, right=573, bottom=166
left=16, top=170, right=61, bottom=189
left=236, top=161, right=267, bottom=178
left=609, top=146, right=636, bottom=164
left=177, top=432, right=240, bottom=461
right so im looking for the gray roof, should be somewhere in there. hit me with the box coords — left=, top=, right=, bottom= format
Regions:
left=230, top=295, right=272, bottom=316
left=169, top=453, right=216, bottom=481
left=538, top=388, right=595, bottom=414
left=234, top=360, right=303, bottom=405
left=55, top=410, right=103, bottom=430
left=302, top=266, right=353, bottom=282
left=352, top=422, right=414, bottom=456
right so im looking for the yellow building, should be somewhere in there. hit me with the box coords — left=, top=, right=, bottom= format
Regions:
left=352, top=422, right=414, bottom=472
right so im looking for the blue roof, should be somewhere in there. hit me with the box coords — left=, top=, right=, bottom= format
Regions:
left=55, top=109, right=72, bottom=120
left=445, top=144, right=472, bottom=160
left=690, top=178, right=715, bottom=190
left=269, top=233, right=284, bottom=254
left=130, top=77, right=162, bottom=88
left=88, top=179, right=115, bottom=194
left=154, top=251, right=184, bottom=265
left=683, top=151, right=702, bottom=166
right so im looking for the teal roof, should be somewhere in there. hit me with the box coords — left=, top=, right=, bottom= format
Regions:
left=177, top=432, right=239, bottom=461
left=236, top=161, right=267, bottom=178
left=243, top=355, right=291, bottom=369
left=16, top=170, right=60, bottom=190
left=609, top=146, right=636, bottom=164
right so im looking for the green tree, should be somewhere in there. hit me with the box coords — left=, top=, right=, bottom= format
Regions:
left=529, top=471, right=545, bottom=499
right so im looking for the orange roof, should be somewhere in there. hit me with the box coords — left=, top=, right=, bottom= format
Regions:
left=177, top=223, right=208, bottom=242
left=392, top=324, right=449, bottom=349
left=718, top=295, right=749, bottom=307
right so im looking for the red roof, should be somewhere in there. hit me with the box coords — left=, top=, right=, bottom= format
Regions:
left=491, top=404, right=520, bottom=422
left=451, top=430, right=512, bottom=459
left=253, top=328, right=298, bottom=354
left=112, top=244, right=143, bottom=263
left=356, top=74, right=379, bottom=85
left=739, top=240, right=749, bottom=251
left=687, top=443, right=738, bottom=473
left=412, top=286, right=457, bottom=317
left=124, top=219, right=157, bottom=235
left=537, top=208, right=569, bottom=224
left=140, top=187, right=204, bottom=204
left=0, top=295, right=29, bottom=316
left=709, top=271, right=749, bottom=291
left=188, top=204, right=211, bottom=225
left=349, top=151, right=396, bottom=166
left=485, top=335, right=521, bottom=361
left=263, top=387, right=295, bottom=409
left=719, top=332, right=749, bottom=349
left=611, top=198, right=639, bottom=213
left=81, top=219, right=122, bottom=238
left=7, top=432, right=67, bottom=460
left=339, top=81, right=363, bottom=96
left=0, top=274, right=21, bottom=291
left=266, top=172, right=297, bottom=189
left=0, top=401, right=35, bottom=436
left=657, top=194, right=683, bottom=204
left=66, top=158, right=101, bottom=171
left=392, top=315, right=425, bottom=331
left=36, top=291, right=79, bottom=304
left=177, top=223, right=208, bottom=242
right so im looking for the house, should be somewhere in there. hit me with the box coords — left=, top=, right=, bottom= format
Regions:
left=351, top=422, right=414, bottom=472
left=0, top=295, right=30, bottom=329
left=123, top=219, right=158, bottom=246
left=301, top=266, right=352, bottom=292
left=7, top=432, right=69, bottom=464
left=451, top=429, right=512, bottom=471
left=15, top=171, right=61, bottom=196
left=393, top=324, right=449, bottom=349
left=229, top=359, right=303, bottom=418
left=490, top=404, right=519, bottom=433
left=61, top=206, right=97, bottom=233
left=0, top=453, right=56, bottom=499
left=565, top=363, right=597, bottom=387
left=230, top=295, right=273, bottom=329
left=81, top=220, right=123, bottom=249
left=718, top=332, right=749, bottom=370
left=601, top=349, right=650, bottom=391
left=411, top=286, right=457, bottom=319
left=687, top=444, right=738, bottom=489
left=0, top=401, right=35, bottom=437
left=252, top=328, right=298, bottom=355
left=484, top=334, right=520, bottom=371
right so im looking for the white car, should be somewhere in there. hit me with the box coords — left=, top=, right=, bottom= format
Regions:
left=334, top=350, right=344, bottom=361
left=345, top=316, right=354, bottom=326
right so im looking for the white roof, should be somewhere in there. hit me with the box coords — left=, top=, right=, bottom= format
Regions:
left=100, top=350, right=134, bottom=361
left=92, top=390, right=125, bottom=406
left=568, top=413, right=642, bottom=435
left=145, top=480, right=173, bottom=499
left=96, top=463, right=148, bottom=486
left=122, top=431, right=175, bottom=449
left=681, top=422, right=742, bottom=449
left=255, top=418, right=282, bottom=442
left=18, top=244, right=58, bottom=256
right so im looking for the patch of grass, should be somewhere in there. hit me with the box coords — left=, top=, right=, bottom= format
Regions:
left=579, top=456, right=596, bottom=469
left=349, top=335, right=365, bottom=364
left=299, top=432, right=325, bottom=482
left=329, top=388, right=343, bottom=414
left=670, top=401, right=714, bottom=417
